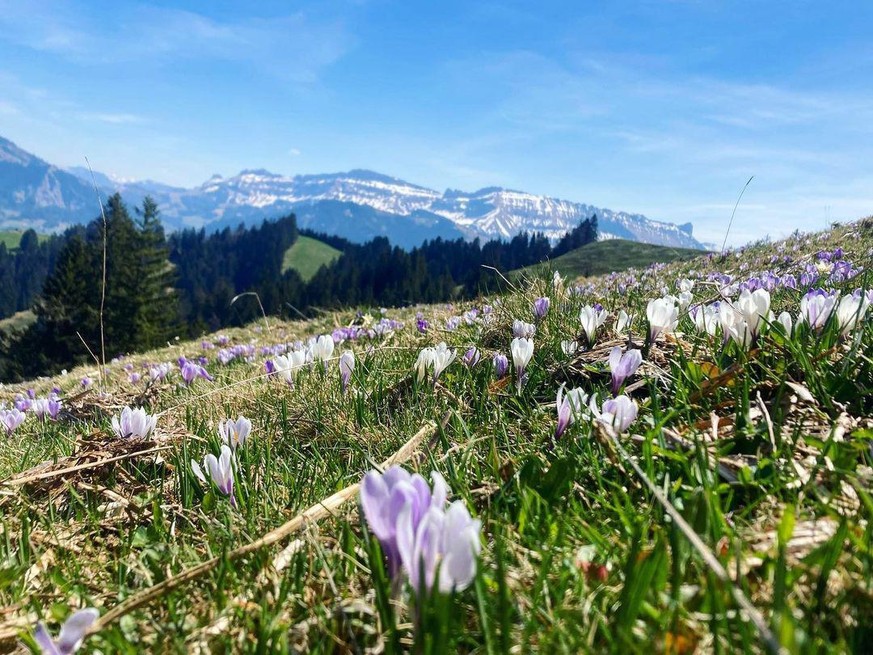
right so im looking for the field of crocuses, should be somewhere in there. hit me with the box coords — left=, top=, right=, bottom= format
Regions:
left=1, top=219, right=871, bottom=654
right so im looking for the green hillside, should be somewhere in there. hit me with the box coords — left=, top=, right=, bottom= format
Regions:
left=281, top=235, right=342, bottom=281
left=0, top=230, right=48, bottom=249
left=516, top=238, right=705, bottom=280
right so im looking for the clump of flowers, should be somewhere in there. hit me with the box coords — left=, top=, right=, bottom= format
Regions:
left=272, top=349, right=306, bottom=386
left=360, top=465, right=480, bottom=594
left=111, top=406, right=158, bottom=439
left=31, top=397, right=62, bottom=422
left=555, top=386, right=589, bottom=439
left=512, top=320, right=536, bottom=339
left=415, top=343, right=456, bottom=385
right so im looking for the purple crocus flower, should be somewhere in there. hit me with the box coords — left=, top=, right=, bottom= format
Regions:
left=181, top=361, right=214, bottom=385
left=493, top=353, right=509, bottom=379
left=0, top=408, right=25, bottom=435
left=34, top=607, right=99, bottom=655
left=264, top=359, right=276, bottom=375
left=533, top=297, right=550, bottom=319
left=340, top=351, right=355, bottom=393
left=416, top=317, right=429, bottom=333
left=359, top=466, right=448, bottom=579
left=608, top=347, right=643, bottom=396
left=590, top=394, right=638, bottom=434
left=462, top=346, right=481, bottom=367
left=799, top=289, right=839, bottom=332
left=15, top=394, right=32, bottom=412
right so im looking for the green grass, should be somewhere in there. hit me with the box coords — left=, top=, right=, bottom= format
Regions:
left=0, top=230, right=47, bottom=250
left=0, top=219, right=871, bottom=653
left=514, top=238, right=706, bottom=280
left=281, top=235, right=342, bottom=281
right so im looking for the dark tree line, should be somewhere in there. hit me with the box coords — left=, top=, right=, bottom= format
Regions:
left=0, top=195, right=597, bottom=380
left=169, top=215, right=302, bottom=332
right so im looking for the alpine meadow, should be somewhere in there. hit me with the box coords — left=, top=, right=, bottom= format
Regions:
left=1, top=2, right=873, bottom=654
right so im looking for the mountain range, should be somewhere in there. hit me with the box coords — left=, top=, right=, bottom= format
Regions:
left=0, top=135, right=704, bottom=249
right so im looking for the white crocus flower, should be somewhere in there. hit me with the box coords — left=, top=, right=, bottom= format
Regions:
left=776, top=311, right=793, bottom=336
left=736, top=288, right=770, bottom=337
left=111, top=406, right=158, bottom=439
left=835, top=292, right=870, bottom=336
left=646, top=297, right=679, bottom=342
left=615, top=309, right=631, bottom=335
left=415, top=347, right=436, bottom=381
left=431, top=343, right=456, bottom=382
left=579, top=305, right=608, bottom=344
left=510, top=337, right=534, bottom=393
left=219, top=416, right=252, bottom=449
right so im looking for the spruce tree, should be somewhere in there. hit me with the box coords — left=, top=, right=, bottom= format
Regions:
left=135, top=196, right=179, bottom=347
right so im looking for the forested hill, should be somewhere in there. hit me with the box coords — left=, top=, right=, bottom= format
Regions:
left=0, top=195, right=597, bottom=380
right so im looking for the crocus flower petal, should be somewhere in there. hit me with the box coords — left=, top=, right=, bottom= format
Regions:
left=33, top=624, right=61, bottom=655
left=56, top=608, right=99, bottom=653
left=191, top=460, right=207, bottom=485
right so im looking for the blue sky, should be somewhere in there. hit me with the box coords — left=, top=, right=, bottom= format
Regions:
left=1, top=0, right=871, bottom=245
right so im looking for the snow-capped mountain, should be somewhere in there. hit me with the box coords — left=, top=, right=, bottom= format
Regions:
left=0, top=135, right=704, bottom=249
left=128, top=168, right=702, bottom=248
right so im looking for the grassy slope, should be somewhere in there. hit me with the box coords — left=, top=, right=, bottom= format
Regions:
left=0, top=230, right=49, bottom=249
left=0, top=230, right=31, bottom=249
left=1, top=220, right=872, bottom=653
left=281, top=235, right=342, bottom=281
left=0, top=310, right=35, bottom=336
left=515, top=238, right=705, bottom=280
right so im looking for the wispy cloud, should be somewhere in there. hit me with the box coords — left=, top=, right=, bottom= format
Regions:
left=77, top=112, right=146, bottom=125
left=0, top=1, right=353, bottom=83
